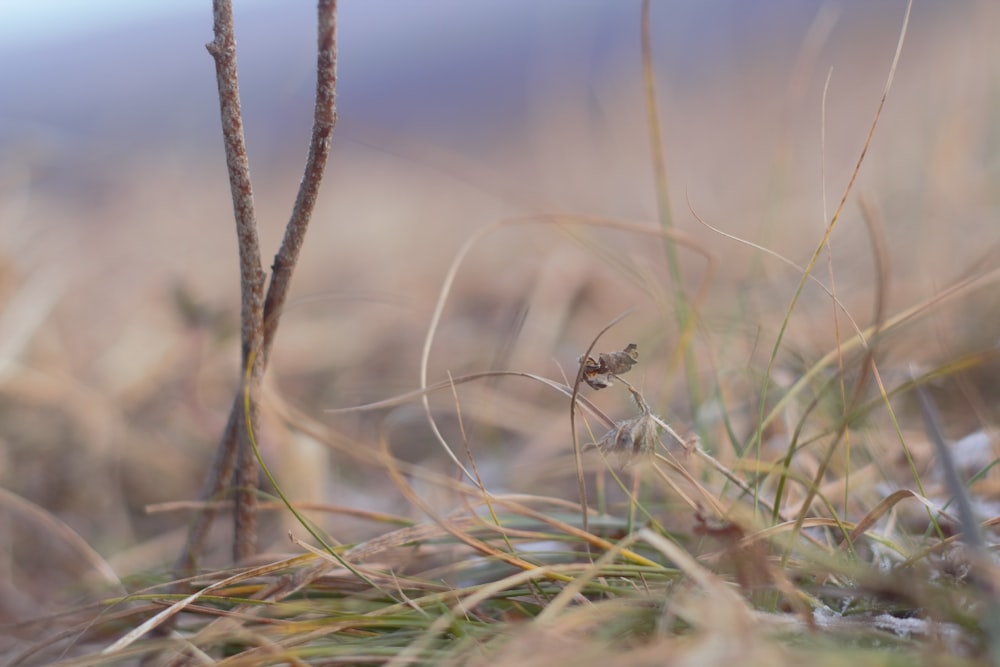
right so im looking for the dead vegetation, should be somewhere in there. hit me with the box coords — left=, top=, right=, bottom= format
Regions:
left=3, top=1, right=1000, bottom=665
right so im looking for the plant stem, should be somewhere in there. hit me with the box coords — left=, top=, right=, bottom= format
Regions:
left=175, top=0, right=338, bottom=576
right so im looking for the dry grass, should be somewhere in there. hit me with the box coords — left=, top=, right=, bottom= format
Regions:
left=3, top=2, right=1000, bottom=665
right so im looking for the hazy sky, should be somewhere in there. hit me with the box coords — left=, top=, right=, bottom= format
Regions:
left=0, top=0, right=271, bottom=48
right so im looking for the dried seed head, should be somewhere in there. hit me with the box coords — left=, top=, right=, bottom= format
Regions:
left=592, top=411, right=660, bottom=466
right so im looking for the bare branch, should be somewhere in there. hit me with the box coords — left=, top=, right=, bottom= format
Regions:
left=232, top=391, right=262, bottom=559
left=173, top=398, right=241, bottom=577
left=246, top=0, right=337, bottom=562
left=174, top=0, right=265, bottom=575
left=175, top=0, right=339, bottom=575
left=262, top=0, right=338, bottom=360
left=206, top=0, right=267, bottom=357
left=204, top=0, right=268, bottom=563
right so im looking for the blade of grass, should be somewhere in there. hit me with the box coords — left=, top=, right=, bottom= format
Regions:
left=640, top=0, right=702, bottom=413
left=913, top=378, right=1000, bottom=662
left=757, top=0, right=912, bottom=528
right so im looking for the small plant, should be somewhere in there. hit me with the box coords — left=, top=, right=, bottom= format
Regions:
left=577, top=343, right=686, bottom=466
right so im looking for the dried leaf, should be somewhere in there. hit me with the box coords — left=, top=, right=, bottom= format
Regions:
left=579, top=343, right=639, bottom=390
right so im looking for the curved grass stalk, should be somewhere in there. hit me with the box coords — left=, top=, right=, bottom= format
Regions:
left=417, top=213, right=714, bottom=534
left=752, top=0, right=912, bottom=533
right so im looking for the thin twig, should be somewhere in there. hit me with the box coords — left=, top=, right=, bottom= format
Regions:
left=261, top=0, right=338, bottom=360
left=207, top=0, right=267, bottom=565
left=173, top=396, right=241, bottom=577
left=239, top=0, right=337, bottom=561
left=175, top=0, right=338, bottom=576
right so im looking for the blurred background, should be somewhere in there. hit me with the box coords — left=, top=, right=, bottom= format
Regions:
left=1, top=0, right=998, bottom=626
